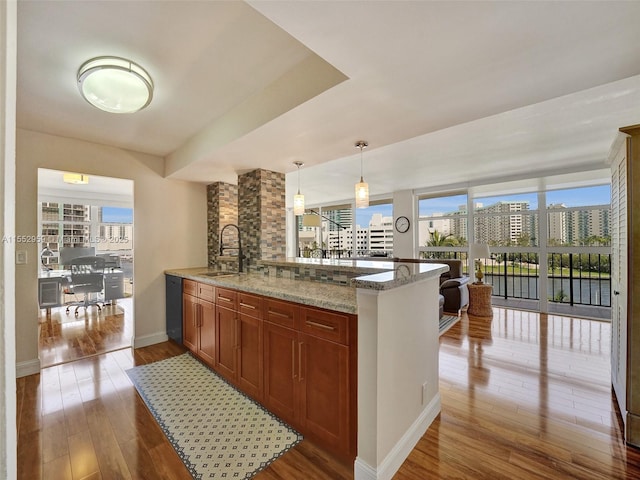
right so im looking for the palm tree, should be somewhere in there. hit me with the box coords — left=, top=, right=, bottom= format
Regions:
left=427, top=229, right=457, bottom=247
left=423, top=230, right=459, bottom=259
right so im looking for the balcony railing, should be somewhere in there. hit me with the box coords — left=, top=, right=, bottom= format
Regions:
left=547, top=253, right=611, bottom=307
left=484, top=253, right=539, bottom=301
left=420, top=248, right=611, bottom=309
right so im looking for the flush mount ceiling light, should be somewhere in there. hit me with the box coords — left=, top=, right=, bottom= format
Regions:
left=63, top=173, right=89, bottom=185
left=355, top=140, right=369, bottom=209
left=293, top=161, right=305, bottom=216
left=77, top=56, right=153, bottom=113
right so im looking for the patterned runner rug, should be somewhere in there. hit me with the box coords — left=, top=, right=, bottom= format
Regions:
left=439, top=314, right=460, bottom=336
left=126, top=353, right=302, bottom=479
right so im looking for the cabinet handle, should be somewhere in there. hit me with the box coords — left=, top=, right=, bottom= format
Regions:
left=614, top=290, right=620, bottom=295
left=269, top=310, right=290, bottom=319
left=218, top=296, right=233, bottom=303
left=239, top=302, right=256, bottom=309
left=291, top=340, right=297, bottom=379
left=305, top=320, right=335, bottom=331
left=298, top=342, right=304, bottom=382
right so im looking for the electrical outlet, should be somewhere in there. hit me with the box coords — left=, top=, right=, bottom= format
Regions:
left=421, top=382, right=428, bottom=405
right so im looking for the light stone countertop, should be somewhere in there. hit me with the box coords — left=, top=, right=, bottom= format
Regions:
left=165, top=267, right=358, bottom=314
left=260, top=257, right=449, bottom=291
left=349, top=262, right=449, bottom=290
left=166, top=258, right=449, bottom=313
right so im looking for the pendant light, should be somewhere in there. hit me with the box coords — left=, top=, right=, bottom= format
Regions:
left=293, top=161, right=305, bottom=216
left=355, top=140, right=369, bottom=208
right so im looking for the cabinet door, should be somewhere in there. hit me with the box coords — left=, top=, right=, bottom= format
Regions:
left=215, top=305, right=238, bottom=382
left=237, top=312, right=263, bottom=401
left=198, top=299, right=216, bottom=367
left=39, top=278, right=62, bottom=308
left=298, top=333, right=350, bottom=454
left=182, top=293, right=199, bottom=353
left=263, top=322, right=298, bottom=426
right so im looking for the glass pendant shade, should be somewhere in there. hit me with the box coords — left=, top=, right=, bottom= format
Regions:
left=355, top=178, right=369, bottom=208
left=77, top=57, right=153, bottom=113
left=293, top=161, right=305, bottom=216
left=293, top=192, right=305, bottom=216
left=354, top=140, right=369, bottom=208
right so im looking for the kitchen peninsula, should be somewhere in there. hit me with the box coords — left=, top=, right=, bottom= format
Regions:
left=166, top=258, right=448, bottom=480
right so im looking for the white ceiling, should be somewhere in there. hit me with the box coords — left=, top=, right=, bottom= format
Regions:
left=16, top=1, right=640, bottom=207
left=37, top=168, right=133, bottom=208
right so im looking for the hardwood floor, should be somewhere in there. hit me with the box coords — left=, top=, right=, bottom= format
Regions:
left=18, top=307, right=640, bottom=479
left=38, top=298, right=133, bottom=368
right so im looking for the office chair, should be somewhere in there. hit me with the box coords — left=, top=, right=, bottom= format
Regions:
left=65, top=256, right=105, bottom=316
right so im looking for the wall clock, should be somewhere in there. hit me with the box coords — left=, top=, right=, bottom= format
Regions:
left=395, top=216, right=410, bottom=233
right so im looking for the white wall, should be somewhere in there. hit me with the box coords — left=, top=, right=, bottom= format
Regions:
left=15, top=129, right=208, bottom=373
left=356, top=274, right=441, bottom=479
left=1, top=1, right=17, bottom=477
left=392, top=190, right=415, bottom=258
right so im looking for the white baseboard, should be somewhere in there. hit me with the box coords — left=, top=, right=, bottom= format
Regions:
left=354, top=457, right=378, bottom=480
left=133, top=332, right=168, bottom=349
left=16, top=358, right=41, bottom=378
left=354, top=393, right=441, bottom=480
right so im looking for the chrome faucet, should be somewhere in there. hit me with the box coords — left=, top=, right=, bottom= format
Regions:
left=219, top=223, right=245, bottom=273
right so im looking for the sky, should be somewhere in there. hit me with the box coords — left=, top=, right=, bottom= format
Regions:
left=352, top=185, right=612, bottom=226
left=102, top=207, right=133, bottom=223
left=419, top=185, right=611, bottom=217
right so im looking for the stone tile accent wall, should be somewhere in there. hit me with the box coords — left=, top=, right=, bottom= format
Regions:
left=207, top=182, right=238, bottom=267
left=238, top=169, right=285, bottom=268
left=257, top=264, right=352, bottom=286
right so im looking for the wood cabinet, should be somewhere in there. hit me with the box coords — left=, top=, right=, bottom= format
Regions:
left=263, top=301, right=356, bottom=461
left=182, top=279, right=216, bottom=367
left=215, top=289, right=237, bottom=382
left=263, top=321, right=298, bottom=424
left=180, top=280, right=357, bottom=461
left=237, top=291, right=264, bottom=401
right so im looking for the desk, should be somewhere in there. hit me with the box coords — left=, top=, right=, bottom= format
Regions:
left=38, top=269, right=125, bottom=309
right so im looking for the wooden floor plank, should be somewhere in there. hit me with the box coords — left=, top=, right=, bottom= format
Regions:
left=18, top=305, right=640, bottom=479
left=67, top=430, right=100, bottom=480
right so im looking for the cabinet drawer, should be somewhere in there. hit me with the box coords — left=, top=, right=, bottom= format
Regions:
left=183, top=279, right=197, bottom=297
left=198, top=283, right=215, bottom=302
left=298, top=307, right=350, bottom=345
left=104, top=283, right=124, bottom=300
left=104, top=273, right=123, bottom=283
left=264, top=298, right=298, bottom=329
left=216, top=287, right=238, bottom=308
left=238, top=292, right=263, bottom=319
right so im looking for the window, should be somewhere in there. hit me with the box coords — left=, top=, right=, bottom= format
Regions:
left=546, top=185, right=610, bottom=246
left=39, top=203, right=133, bottom=270
left=296, top=200, right=393, bottom=258
left=474, top=192, right=539, bottom=247
left=418, top=194, right=468, bottom=259
left=355, top=201, right=393, bottom=257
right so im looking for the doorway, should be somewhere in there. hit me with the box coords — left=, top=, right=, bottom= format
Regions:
left=37, top=168, right=134, bottom=367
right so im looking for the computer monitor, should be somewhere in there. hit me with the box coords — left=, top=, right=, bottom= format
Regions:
left=59, top=247, right=96, bottom=266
